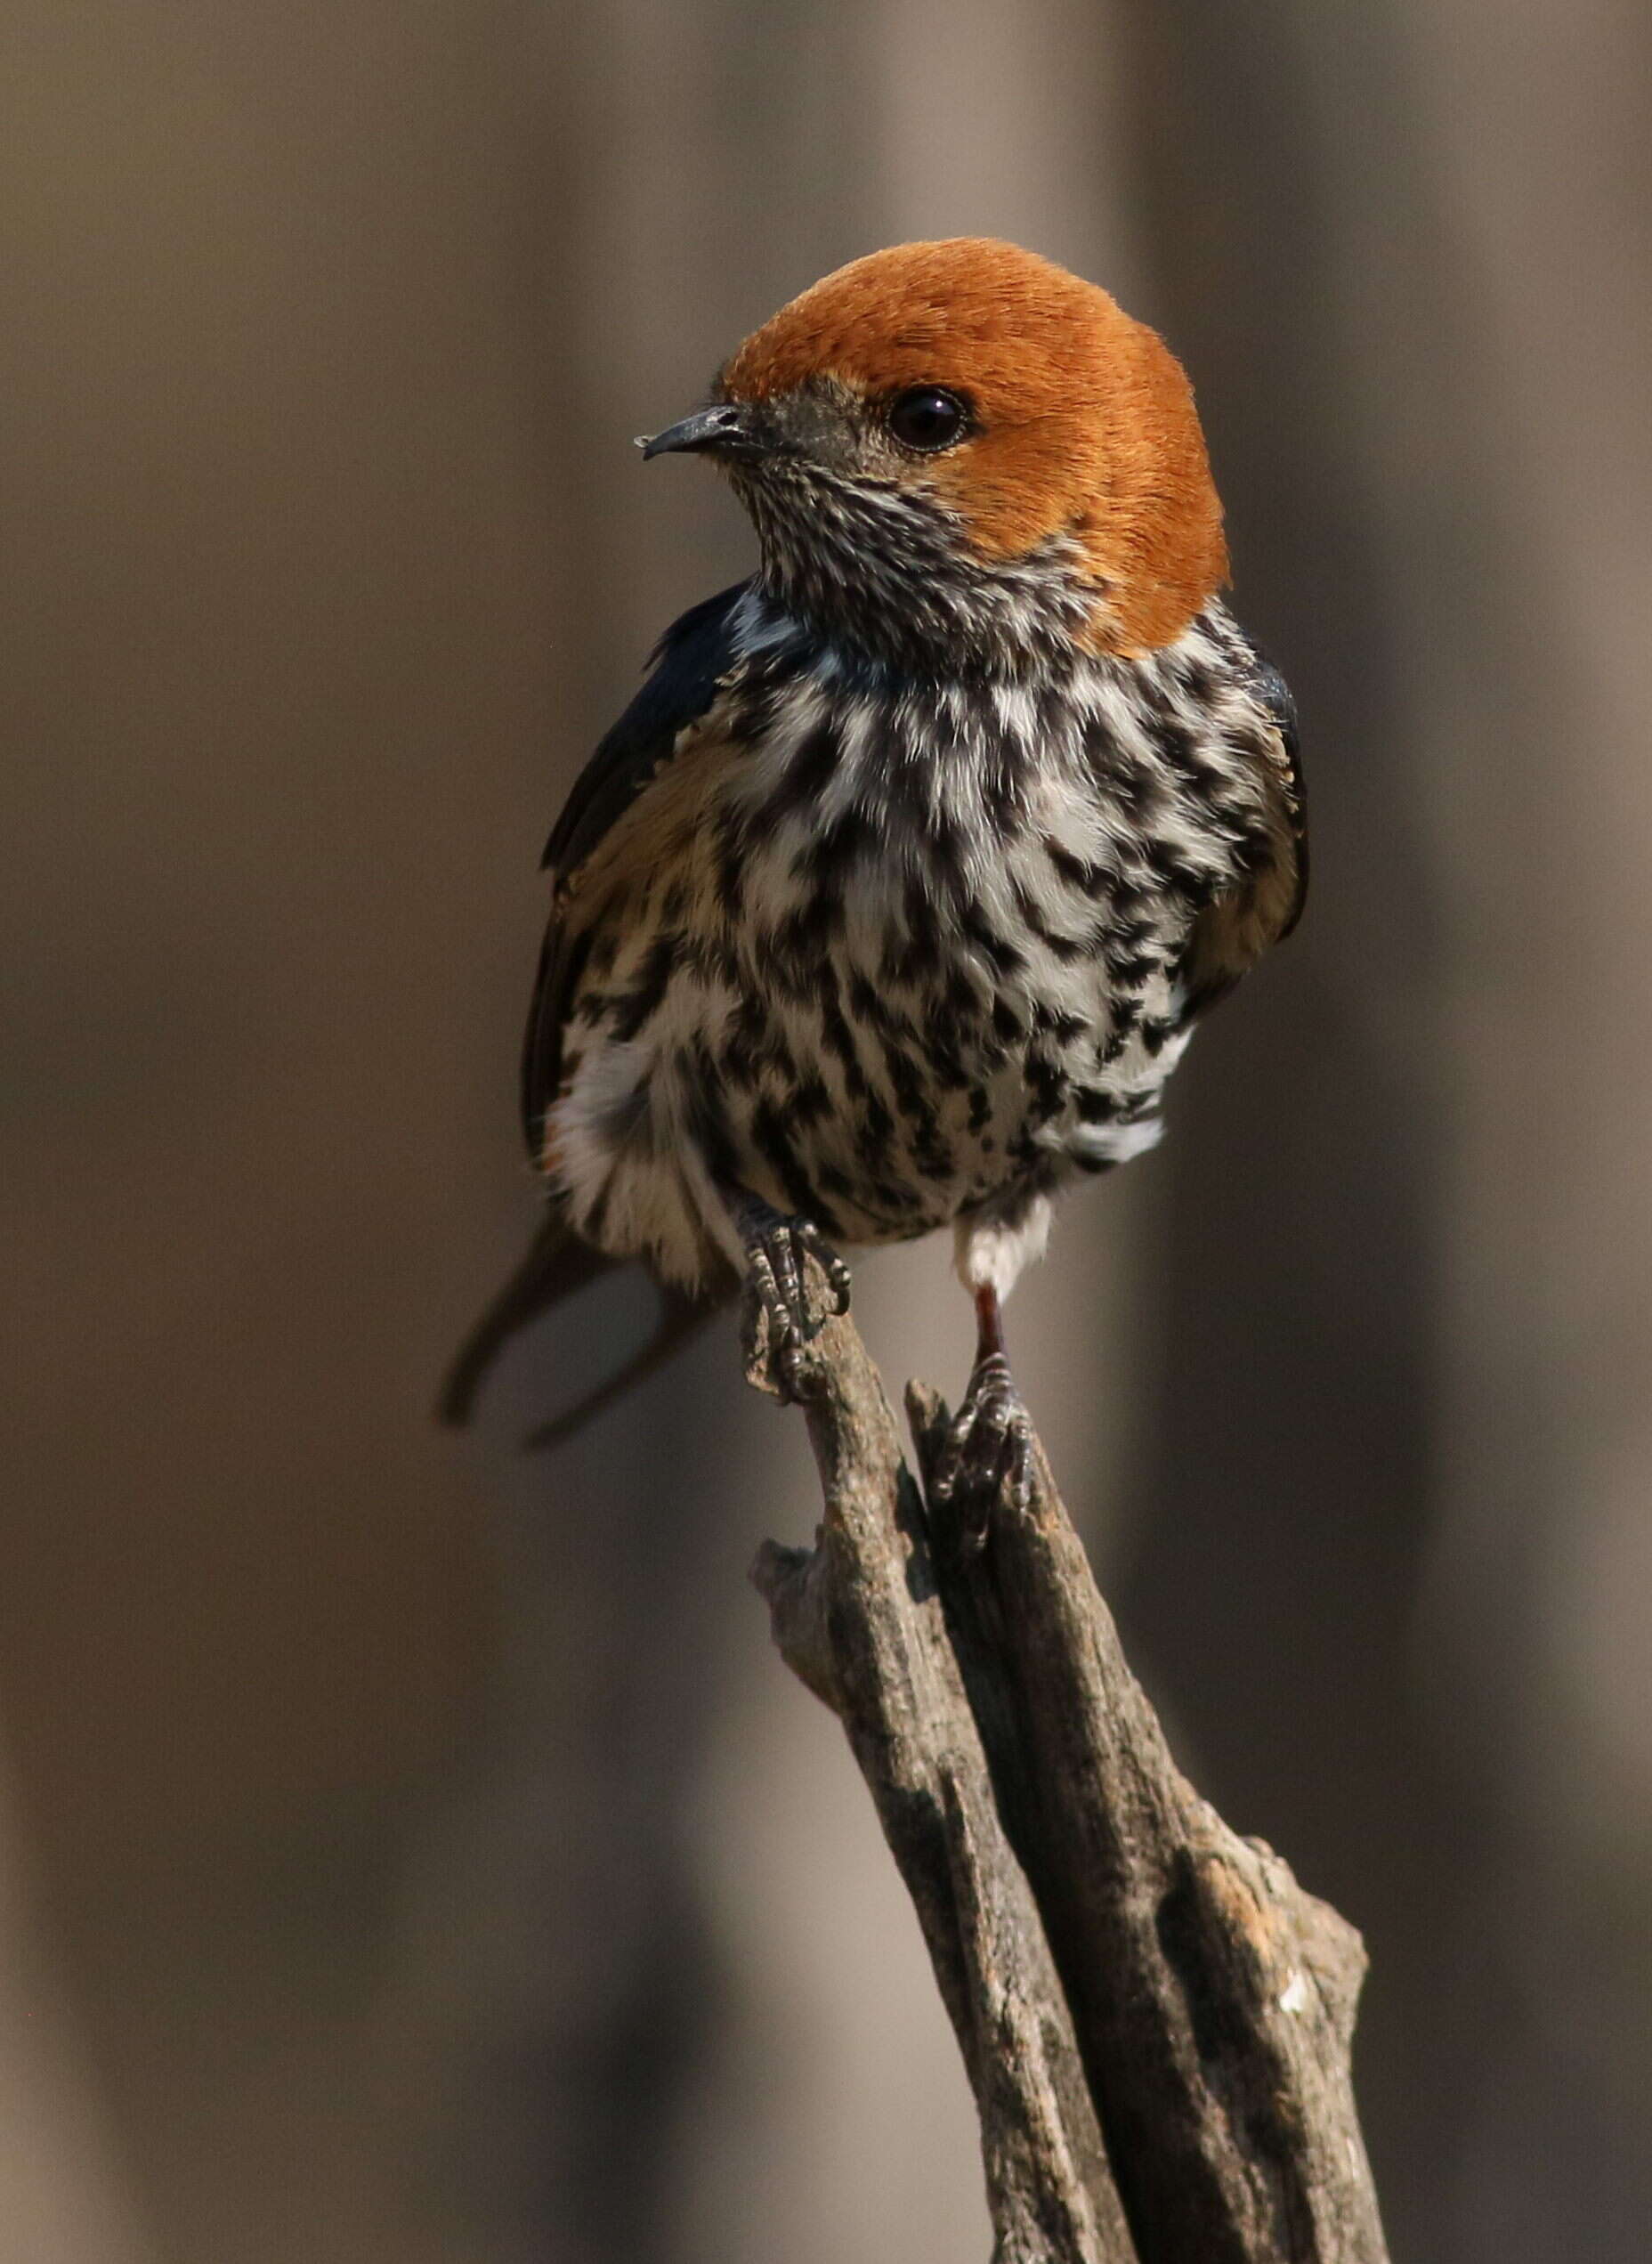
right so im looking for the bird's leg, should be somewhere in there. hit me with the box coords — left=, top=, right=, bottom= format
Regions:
left=932, top=1283, right=1034, bottom=1540
left=724, top=1184, right=852, bottom=1399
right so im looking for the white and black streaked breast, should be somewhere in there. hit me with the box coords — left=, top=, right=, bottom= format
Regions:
left=541, top=587, right=1302, bottom=1290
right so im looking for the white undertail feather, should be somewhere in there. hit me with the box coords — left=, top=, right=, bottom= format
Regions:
left=955, top=1193, right=1052, bottom=1303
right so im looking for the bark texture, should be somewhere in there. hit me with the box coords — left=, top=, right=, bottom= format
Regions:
left=748, top=1281, right=1389, bottom=2264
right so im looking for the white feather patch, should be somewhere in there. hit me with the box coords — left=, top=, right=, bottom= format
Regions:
left=954, top=1194, right=1052, bottom=1302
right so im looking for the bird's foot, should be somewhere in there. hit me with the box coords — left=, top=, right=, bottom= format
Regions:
left=931, top=1352, right=1034, bottom=1544
left=735, top=1196, right=852, bottom=1400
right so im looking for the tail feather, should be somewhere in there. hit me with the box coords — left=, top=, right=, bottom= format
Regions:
left=437, top=1215, right=615, bottom=1428
left=522, top=1289, right=720, bottom=1450
left=438, top=1213, right=722, bottom=1443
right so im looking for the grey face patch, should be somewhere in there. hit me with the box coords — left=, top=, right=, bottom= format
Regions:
left=753, top=376, right=874, bottom=476
left=735, top=373, right=967, bottom=488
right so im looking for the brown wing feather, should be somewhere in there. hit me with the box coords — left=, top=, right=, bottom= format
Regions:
left=1180, top=660, right=1306, bottom=1013
left=522, top=583, right=748, bottom=1159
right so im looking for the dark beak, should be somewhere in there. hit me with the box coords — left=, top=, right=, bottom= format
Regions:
left=636, top=401, right=765, bottom=462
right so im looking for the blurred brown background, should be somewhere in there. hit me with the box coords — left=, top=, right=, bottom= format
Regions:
left=4, top=3, right=1650, bottom=2258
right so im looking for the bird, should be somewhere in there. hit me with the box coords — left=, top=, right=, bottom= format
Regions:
left=441, top=238, right=1304, bottom=1515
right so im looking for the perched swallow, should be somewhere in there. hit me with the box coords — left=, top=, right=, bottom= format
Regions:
left=443, top=239, right=1303, bottom=1513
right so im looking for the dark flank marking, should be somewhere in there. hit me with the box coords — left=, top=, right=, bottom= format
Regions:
left=847, top=973, right=915, bottom=1043
left=1146, top=712, right=1195, bottom=769
left=689, top=1064, right=741, bottom=1189
left=960, top=901, right=1024, bottom=976
left=1178, top=656, right=1213, bottom=704
left=1145, top=838, right=1217, bottom=904
left=1011, top=876, right=1086, bottom=962
left=866, top=1173, right=912, bottom=1216
left=818, top=985, right=870, bottom=1100
left=768, top=897, right=843, bottom=996
left=915, top=1138, right=956, bottom=1184
left=926, top=942, right=968, bottom=1007
left=790, top=1075, right=832, bottom=1126
left=794, top=805, right=872, bottom=882
left=660, top=877, right=689, bottom=926
left=685, top=931, right=740, bottom=987
left=982, top=751, right=1022, bottom=831
left=880, top=1041, right=930, bottom=1123
left=1031, top=1002, right=1088, bottom=1044
left=587, top=931, right=620, bottom=980
left=883, top=922, right=936, bottom=987
left=1130, top=665, right=1173, bottom=721
left=815, top=1159, right=854, bottom=1201
left=1099, top=1025, right=1134, bottom=1069
left=918, top=1005, right=973, bottom=1092
left=902, top=877, right=943, bottom=976
left=856, top=1086, right=895, bottom=1164
left=1181, top=761, right=1235, bottom=811
left=1112, top=762, right=1159, bottom=822
left=764, top=711, right=843, bottom=823
left=805, top=951, right=843, bottom=1013
left=610, top=931, right=677, bottom=1042
left=729, top=648, right=806, bottom=751
left=991, top=996, right=1025, bottom=1047
left=778, top=887, right=841, bottom=951
left=720, top=994, right=769, bottom=1089
left=1105, top=948, right=1159, bottom=989
left=924, top=808, right=967, bottom=891
left=1139, top=1018, right=1175, bottom=1058
left=1045, top=838, right=1110, bottom=896
left=1223, top=719, right=1268, bottom=762
left=967, top=1084, right=992, bottom=1134
left=1082, top=710, right=1159, bottom=810
left=758, top=1017, right=798, bottom=1084
left=749, top=1098, right=831, bottom=1229
left=1038, top=680, right=1075, bottom=739
left=1087, top=912, right=1153, bottom=963
left=1024, top=1051, right=1067, bottom=1124
left=882, top=1042, right=954, bottom=1179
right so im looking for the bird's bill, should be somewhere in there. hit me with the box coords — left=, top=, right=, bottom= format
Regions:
left=636, top=401, right=766, bottom=461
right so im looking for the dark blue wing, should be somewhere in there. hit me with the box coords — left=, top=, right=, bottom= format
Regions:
left=1175, top=643, right=1307, bottom=1019
left=521, top=580, right=749, bottom=1155
left=539, top=580, right=749, bottom=881
left=1248, top=655, right=1307, bottom=937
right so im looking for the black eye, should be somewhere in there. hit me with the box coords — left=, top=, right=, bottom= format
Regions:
left=886, top=385, right=970, bottom=452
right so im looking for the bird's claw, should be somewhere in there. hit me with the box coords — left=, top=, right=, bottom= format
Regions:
left=739, top=1205, right=851, bottom=1400
left=931, top=1352, right=1033, bottom=1545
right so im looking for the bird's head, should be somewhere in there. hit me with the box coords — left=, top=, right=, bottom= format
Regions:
left=641, top=239, right=1227, bottom=677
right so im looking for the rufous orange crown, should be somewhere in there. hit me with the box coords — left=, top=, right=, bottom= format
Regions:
left=721, top=239, right=1228, bottom=655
